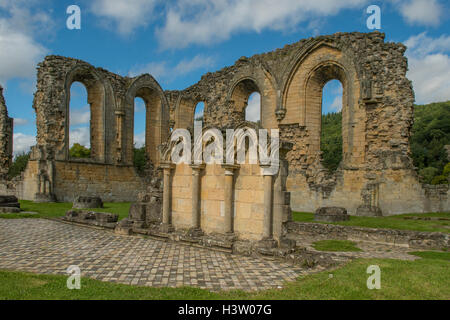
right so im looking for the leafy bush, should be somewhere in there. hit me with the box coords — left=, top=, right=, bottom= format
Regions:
left=8, top=152, right=30, bottom=179
left=69, top=143, right=90, bottom=158
left=419, top=167, right=439, bottom=184
left=431, top=175, right=448, bottom=185
left=410, top=101, right=450, bottom=178
left=321, top=112, right=343, bottom=172
left=133, top=146, right=148, bottom=175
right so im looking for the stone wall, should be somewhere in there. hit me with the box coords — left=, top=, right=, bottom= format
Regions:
left=286, top=221, right=449, bottom=250
left=14, top=56, right=173, bottom=201
left=17, top=160, right=145, bottom=202
left=0, top=31, right=447, bottom=213
left=166, top=31, right=448, bottom=215
left=0, top=85, right=13, bottom=180
left=170, top=163, right=268, bottom=240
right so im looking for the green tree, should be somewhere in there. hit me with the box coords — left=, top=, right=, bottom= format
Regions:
left=133, top=146, right=148, bottom=175
left=419, top=167, right=439, bottom=184
left=321, top=112, right=343, bottom=172
left=8, top=152, right=30, bottom=179
left=69, top=143, right=91, bottom=158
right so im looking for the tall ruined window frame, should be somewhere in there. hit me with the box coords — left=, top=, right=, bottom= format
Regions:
left=230, top=78, right=262, bottom=127
left=304, top=61, right=354, bottom=170
left=320, top=79, right=344, bottom=172
left=128, top=86, right=165, bottom=167
left=64, top=67, right=106, bottom=163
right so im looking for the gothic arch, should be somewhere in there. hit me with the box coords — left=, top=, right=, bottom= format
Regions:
left=64, top=64, right=107, bottom=162
left=124, top=74, right=170, bottom=166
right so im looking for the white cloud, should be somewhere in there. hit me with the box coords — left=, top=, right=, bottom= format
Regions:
left=13, top=132, right=35, bottom=156
left=70, top=106, right=91, bottom=126
left=397, top=0, right=443, bottom=26
left=407, top=54, right=450, bottom=104
left=70, top=127, right=90, bottom=148
left=330, top=96, right=343, bottom=112
left=134, top=132, right=146, bottom=148
left=90, top=0, right=159, bottom=35
left=156, top=0, right=368, bottom=49
left=404, top=32, right=450, bottom=56
left=405, top=32, right=450, bottom=104
left=0, top=1, right=49, bottom=85
left=0, top=21, right=47, bottom=85
left=13, top=118, right=28, bottom=126
left=129, top=54, right=215, bottom=82
left=245, top=92, right=261, bottom=122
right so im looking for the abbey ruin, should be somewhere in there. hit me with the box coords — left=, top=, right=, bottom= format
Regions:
left=0, top=32, right=448, bottom=245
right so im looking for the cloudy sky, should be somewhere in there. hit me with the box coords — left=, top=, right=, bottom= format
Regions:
left=0, top=0, right=448, bottom=155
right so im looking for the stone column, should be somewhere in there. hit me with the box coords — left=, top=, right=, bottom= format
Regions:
left=222, top=164, right=239, bottom=233
left=114, top=110, right=125, bottom=163
left=190, top=164, right=205, bottom=230
left=261, top=165, right=274, bottom=239
left=160, top=162, right=175, bottom=232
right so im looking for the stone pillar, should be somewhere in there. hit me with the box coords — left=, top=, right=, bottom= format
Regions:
left=190, top=164, right=205, bottom=230
left=114, top=110, right=125, bottom=163
left=261, top=165, right=274, bottom=239
left=222, top=164, right=239, bottom=233
left=160, top=162, right=175, bottom=232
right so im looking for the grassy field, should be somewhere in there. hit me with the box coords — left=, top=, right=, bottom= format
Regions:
left=0, top=200, right=131, bottom=220
left=0, top=251, right=448, bottom=300
left=292, top=211, right=450, bottom=233
left=1, top=202, right=448, bottom=234
left=312, top=240, right=362, bottom=252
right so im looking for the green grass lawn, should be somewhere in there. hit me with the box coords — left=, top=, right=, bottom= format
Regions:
left=0, top=252, right=448, bottom=300
left=0, top=200, right=131, bottom=220
left=293, top=211, right=450, bottom=233
left=312, top=240, right=362, bottom=252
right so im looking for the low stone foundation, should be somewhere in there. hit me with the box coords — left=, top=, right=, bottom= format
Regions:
left=0, top=195, right=20, bottom=213
left=286, top=221, right=449, bottom=250
left=73, top=196, right=103, bottom=209
left=63, top=210, right=118, bottom=229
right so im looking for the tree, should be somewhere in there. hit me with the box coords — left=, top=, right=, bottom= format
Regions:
left=8, top=152, right=30, bottom=179
left=69, top=143, right=90, bottom=158
left=133, top=146, right=148, bottom=175
left=321, top=112, right=343, bottom=172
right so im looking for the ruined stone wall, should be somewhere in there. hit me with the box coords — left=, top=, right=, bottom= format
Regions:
left=0, top=86, right=13, bottom=180
left=19, top=56, right=170, bottom=202
left=2, top=31, right=447, bottom=213
left=166, top=31, right=448, bottom=215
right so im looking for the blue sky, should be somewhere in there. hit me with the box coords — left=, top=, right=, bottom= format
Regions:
left=0, top=0, right=449, bottom=154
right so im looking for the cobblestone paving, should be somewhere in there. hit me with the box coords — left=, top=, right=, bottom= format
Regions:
left=0, top=219, right=306, bottom=292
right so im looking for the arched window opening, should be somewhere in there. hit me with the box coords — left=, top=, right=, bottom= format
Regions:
left=194, top=102, right=205, bottom=124
left=133, top=97, right=147, bottom=174
left=130, top=86, right=162, bottom=167
left=245, top=92, right=261, bottom=125
left=231, top=79, right=261, bottom=126
left=321, top=80, right=343, bottom=172
left=69, top=81, right=91, bottom=159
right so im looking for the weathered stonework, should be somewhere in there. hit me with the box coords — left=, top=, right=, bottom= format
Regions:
left=0, top=31, right=447, bottom=222
left=286, top=221, right=449, bottom=250
left=64, top=210, right=118, bottom=229
left=73, top=196, right=103, bottom=209
left=0, top=86, right=13, bottom=180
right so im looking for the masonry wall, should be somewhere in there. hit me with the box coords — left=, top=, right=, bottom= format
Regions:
left=165, top=32, right=448, bottom=215
left=0, top=86, right=13, bottom=180
left=170, top=163, right=266, bottom=240
left=18, top=160, right=145, bottom=202
left=1, top=31, right=447, bottom=215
